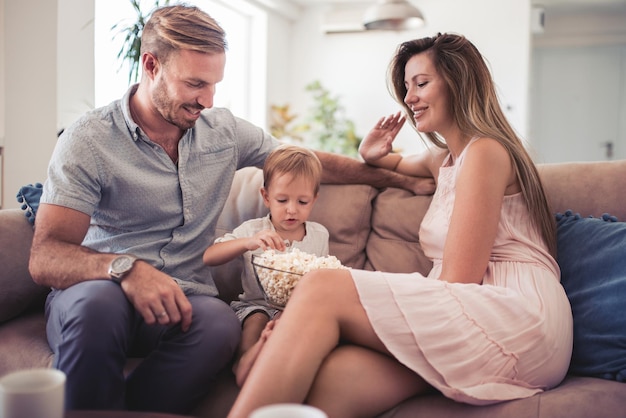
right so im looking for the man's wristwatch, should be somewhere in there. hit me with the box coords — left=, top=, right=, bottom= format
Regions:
left=108, top=255, right=138, bottom=283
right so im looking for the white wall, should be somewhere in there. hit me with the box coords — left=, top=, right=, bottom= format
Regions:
left=0, top=0, right=531, bottom=208
left=265, top=11, right=294, bottom=120
left=0, top=0, right=4, bottom=146
left=58, top=0, right=94, bottom=132
left=529, top=6, right=626, bottom=163
left=275, top=0, right=532, bottom=155
left=3, top=0, right=59, bottom=209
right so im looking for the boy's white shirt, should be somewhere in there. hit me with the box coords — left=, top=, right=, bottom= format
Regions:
left=214, top=213, right=330, bottom=302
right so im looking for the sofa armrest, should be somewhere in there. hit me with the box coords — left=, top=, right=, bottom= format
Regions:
left=0, top=209, right=50, bottom=324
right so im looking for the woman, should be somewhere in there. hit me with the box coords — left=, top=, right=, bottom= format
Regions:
left=227, top=33, right=573, bottom=418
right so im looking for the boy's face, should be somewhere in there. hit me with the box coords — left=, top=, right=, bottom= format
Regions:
left=261, top=172, right=318, bottom=235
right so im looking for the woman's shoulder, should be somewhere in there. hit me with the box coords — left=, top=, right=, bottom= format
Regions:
left=463, top=137, right=511, bottom=165
left=461, top=137, right=519, bottom=192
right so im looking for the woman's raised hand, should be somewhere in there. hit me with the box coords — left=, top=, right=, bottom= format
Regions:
left=359, top=112, right=406, bottom=163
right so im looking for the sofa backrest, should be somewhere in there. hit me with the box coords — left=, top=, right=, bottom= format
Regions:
left=539, top=160, right=626, bottom=220
left=1, top=160, right=624, bottom=310
left=212, top=160, right=626, bottom=302
left=365, top=159, right=626, bottom=276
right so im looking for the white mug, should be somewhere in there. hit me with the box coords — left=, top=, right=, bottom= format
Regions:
left=0, top=368, right=66, bottom=418
left=249, top=403, right=328, bottom=418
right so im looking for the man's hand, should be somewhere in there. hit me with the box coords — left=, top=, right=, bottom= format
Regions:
left=408, top=176, right=436, bottom=195
left=121, top=261, right=193, bottom=332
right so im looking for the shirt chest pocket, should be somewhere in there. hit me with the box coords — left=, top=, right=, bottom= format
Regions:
left=179, top=147, right=237, bottom=218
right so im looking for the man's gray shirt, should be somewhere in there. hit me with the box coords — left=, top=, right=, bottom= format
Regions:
left=42, top=85, right=279, bottom=296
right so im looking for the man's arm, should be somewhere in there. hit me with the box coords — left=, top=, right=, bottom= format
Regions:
left=29, top=203, right=193, bottom=330
left=29, top=204, right=110, bottom=289
left=313, top=150, right=435, bottom=195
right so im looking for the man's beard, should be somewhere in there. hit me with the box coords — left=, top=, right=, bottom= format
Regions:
left=152, top=80, right=201, bottom=131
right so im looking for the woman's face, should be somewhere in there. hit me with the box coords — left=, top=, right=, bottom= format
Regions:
left=403, top=52, right=453, bottom=135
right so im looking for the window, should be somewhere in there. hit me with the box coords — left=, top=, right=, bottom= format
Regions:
left=94, top=0, right=266, bottom=125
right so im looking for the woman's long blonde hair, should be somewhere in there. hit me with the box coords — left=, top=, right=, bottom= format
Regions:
left=388, top=33, right=556, bottom=257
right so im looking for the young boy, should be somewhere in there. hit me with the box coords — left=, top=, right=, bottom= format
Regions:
left=203, top=144, right=329, bottom=386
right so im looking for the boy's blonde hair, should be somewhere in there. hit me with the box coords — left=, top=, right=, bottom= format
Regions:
left=263, top=144, right=323, bottom=195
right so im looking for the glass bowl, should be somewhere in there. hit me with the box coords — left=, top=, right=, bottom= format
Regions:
left=251, top=254, right=304, bottom=309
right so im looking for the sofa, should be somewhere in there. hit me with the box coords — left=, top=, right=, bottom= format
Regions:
left=1, top=160, right=625, bottom=417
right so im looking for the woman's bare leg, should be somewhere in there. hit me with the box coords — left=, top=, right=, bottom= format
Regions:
left=308, top=345, right=431, bottom=418
left=227, top=269, right=412, bottom=418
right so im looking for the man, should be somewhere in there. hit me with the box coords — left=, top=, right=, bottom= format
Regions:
left=29, top=4, right=433, bottom=414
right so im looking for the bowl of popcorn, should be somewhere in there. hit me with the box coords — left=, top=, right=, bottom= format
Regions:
left=251, top=248, right=346, bottom=308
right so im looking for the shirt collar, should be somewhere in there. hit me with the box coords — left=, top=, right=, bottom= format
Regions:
left=121, top=84, right=141, bottom=141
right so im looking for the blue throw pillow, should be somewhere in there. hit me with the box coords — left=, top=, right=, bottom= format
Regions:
left=556, top=210, right=626, bottom=382
left=15, top=183, right=43, bottom=226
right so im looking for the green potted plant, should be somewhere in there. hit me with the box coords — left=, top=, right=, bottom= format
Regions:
left=111, top=0, right=170, bottom=84
left=270, top=81, right=362, bottom=158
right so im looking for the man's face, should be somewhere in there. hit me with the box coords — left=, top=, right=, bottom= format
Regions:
left=151, top=49, right=226, bottom=130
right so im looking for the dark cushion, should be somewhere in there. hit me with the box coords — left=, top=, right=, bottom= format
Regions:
left=556, top=211, right=626, bottom=382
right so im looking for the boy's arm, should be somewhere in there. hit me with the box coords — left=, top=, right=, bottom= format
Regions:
left=203, top=229, right=288, bottom=266
left=203, top=239, right=250, bottom=266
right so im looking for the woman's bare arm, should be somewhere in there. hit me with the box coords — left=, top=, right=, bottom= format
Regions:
left=438, top=138, right=516, bottom=284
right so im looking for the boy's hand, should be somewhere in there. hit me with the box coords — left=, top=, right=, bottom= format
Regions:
left=248, top=229, right=287, bottom=252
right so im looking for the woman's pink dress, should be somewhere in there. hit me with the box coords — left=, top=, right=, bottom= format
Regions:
left=351, top=140, right=573, bottom=405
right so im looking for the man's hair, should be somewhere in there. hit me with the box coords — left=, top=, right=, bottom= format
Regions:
left=141, top=4, right=227, bottom=64
left=263, top=144, right=323, bottom=196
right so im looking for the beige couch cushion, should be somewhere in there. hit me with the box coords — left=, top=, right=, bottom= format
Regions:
left=0, top=312, right=53, bottom=373
left=0, top=210, right=49, bottom=324
left=365, top=188, right=433, bottom=276
left=308, top=183, right=378, bottom=270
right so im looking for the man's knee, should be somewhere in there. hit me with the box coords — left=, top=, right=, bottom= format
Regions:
left=188, top=297, right=241, bottom=355
left=47, top=281, right=130, bottom=345
left=50, top=281, right=127, bottom=315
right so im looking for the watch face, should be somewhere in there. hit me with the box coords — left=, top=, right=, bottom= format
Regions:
left=112, top=256, right=134, bottom=272
left=109, top=255, right=137, bottom=283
